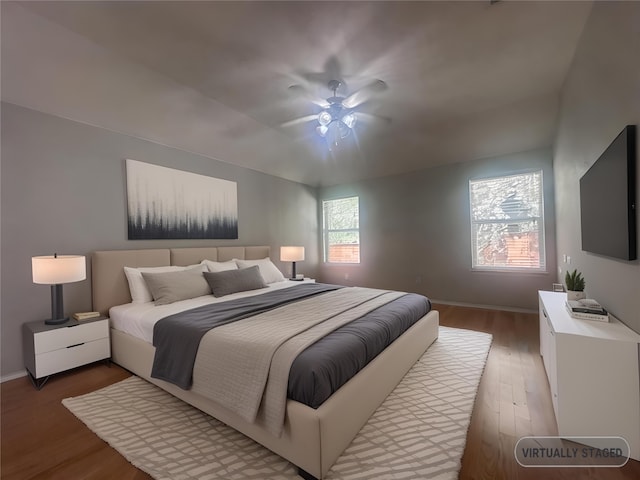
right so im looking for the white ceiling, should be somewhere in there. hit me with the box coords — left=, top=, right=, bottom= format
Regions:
left=1, top=1, right=593, bottom=187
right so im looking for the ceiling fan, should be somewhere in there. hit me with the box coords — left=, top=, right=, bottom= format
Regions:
left=283, top=78, right=388, bottom=144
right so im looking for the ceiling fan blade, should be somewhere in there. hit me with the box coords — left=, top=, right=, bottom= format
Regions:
left=281, top=114, right=319, bottom=128
left=342, top=80, right=388, bottom=109
left=288, top=85, right=330, bottom=108
left=357, top=112, right=392, bottom=125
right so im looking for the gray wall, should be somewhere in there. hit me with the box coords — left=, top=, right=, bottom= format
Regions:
left=553, top=1, right=640, bottom=334
left=318, top=149, right=557, bottom=311
left=1, top=102, right=319, bottom=378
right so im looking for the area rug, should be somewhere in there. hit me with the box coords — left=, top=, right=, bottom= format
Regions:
left=63, top=326, right=492, bottom=479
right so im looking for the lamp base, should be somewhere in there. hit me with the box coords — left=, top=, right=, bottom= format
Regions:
left=288, top=277, right=304, bottom=281
left=45, top=317, right=70, bottom=325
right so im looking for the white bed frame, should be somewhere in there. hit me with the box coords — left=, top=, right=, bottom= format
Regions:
left=92, top=246, right=439, bottom=479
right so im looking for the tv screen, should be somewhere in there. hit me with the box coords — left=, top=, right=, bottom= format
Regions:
left=580, top=125, right=636, bottom=261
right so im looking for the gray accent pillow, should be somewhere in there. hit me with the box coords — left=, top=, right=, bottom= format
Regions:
left=203, top=265, right=267, bottom=298
left=142, top=266, right=211, bottom=305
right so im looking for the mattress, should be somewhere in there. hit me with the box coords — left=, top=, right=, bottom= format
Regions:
left=110, top=281, right=431, bottom=409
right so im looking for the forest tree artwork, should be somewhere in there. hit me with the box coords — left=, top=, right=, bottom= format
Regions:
left=126, top=159, right=238, bottom=240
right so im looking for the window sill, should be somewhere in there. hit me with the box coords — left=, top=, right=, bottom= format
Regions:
left=471, top=267, right=549, bottom=275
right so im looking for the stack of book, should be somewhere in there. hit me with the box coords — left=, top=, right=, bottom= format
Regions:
left=565, top=299, right=609, bottom=322
left=72, top=311, right=101, bottom=321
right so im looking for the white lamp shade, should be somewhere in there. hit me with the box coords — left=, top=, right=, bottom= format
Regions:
left=280, top=246, right=305, bottom=262
left=32, top=255, right=86, bottom=285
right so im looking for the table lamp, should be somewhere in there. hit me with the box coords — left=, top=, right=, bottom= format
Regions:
left=32, top=254, right=86, bottom=325
left=280, top=246, right=305, bottom=281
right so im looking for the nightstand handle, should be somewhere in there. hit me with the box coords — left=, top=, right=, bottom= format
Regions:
left=66, top=342, right=85, bottom=349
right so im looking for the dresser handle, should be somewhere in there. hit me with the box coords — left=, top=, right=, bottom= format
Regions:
left=67, top=342, right=85, bottom=348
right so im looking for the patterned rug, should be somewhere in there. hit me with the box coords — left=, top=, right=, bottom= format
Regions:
left=63, top=326, right=492, bottom=479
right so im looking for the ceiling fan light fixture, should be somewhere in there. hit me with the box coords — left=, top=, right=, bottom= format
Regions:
left=286, top=78, right=384, bottom=145
left=318, top=111, right=332, bottom=126
left=341, top=112, right=357, bottom=129
left=316, top=125, right=328, bottom=137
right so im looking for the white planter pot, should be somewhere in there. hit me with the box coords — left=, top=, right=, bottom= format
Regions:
left=567, top=290, right=586, bottom=301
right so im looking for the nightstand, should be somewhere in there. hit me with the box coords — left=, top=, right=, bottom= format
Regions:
left=23, top=317, right=111, bottom=389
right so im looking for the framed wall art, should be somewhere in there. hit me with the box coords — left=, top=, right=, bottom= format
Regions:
left=126, top=159, right=238, bottom=240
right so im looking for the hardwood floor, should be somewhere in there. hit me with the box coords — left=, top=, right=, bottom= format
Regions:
left=437, top=303, right=640, bottom=480
left=0, top=363, right=148, bottom=480
left=1, top=305, right=639, bottom=479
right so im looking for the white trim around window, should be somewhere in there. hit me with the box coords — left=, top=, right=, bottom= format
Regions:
left=322, top=196, right=360, bottom=264
left=469, top=170, right=546, bottom=272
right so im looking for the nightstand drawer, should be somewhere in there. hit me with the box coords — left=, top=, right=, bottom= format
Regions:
left=34, top=337, right=110, bottom=378
left=34, top=320, right=108, bottom=354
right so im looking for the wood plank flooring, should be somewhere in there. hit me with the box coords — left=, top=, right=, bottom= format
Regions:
left=437, top=303, right=640, bottom=480
left=2, top=304, right=639, bottom=479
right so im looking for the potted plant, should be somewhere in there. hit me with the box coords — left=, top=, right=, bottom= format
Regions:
left=565, top=269, right=586, bottom=301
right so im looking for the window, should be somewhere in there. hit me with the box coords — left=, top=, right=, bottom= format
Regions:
left=469, top=171, right=545, bottom=271
left=322, top=196, right=360, bottom=263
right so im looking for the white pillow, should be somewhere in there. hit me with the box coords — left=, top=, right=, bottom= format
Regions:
left=234, top=257, right=286, bottom=284
left=124, top=264, right=205, bottom=303
left=201, top=259, right=239, bottom=273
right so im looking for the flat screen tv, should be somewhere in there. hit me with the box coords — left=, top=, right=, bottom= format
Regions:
left=580, top=125, right=637, bottom=261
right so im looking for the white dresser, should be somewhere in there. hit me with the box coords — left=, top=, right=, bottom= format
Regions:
left=539, top=291, right=640, bottom=461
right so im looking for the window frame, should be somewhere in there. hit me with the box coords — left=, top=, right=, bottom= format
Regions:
left=322, top=196, right=361, bottom=264
left=469, top=169, right=546, bottom=273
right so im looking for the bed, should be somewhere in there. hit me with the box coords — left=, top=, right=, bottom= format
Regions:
left=92, top=246, right=439, bottom=479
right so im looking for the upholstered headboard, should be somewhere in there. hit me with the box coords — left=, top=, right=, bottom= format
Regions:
left=92, top=246, right=270, bottom=315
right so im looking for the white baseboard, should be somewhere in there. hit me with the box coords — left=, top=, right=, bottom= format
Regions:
left=430, top=298, right=537, bottom=314
left=1, top=370, right=27, bottom=383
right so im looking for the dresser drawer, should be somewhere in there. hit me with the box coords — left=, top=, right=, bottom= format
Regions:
left=33, top=319, right=108, bottom=354
left=34, top=337, right=111, bottom=378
